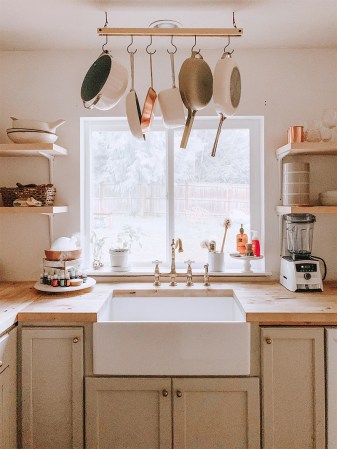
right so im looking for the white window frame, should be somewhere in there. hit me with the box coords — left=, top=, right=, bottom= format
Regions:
left=81, top=116, right=264, bottom=271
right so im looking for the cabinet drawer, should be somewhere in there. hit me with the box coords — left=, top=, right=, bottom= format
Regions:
left=0, top=328, right=16, bottom=374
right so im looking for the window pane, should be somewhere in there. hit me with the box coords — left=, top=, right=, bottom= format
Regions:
left=90, top=129, right=167, bottom=266
left=174, top=128, right=250, bottom=264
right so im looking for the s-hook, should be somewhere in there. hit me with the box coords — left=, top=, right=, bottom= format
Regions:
left=127, top=35, right=137, bottom=54
left=146, top=36, right=156, bottom=55
left=167, top=36, right=177, bottom=55
left=102, top=11, right=109, bottom=53
left=191, top=35, right=201, bottom=55
left=224, top=36, right=234, bottom=55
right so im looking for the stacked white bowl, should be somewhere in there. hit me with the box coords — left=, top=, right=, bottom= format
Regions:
left=319, top=190, right=337, bottom=206
left=282, top=162, right=310, bottom=205
left=6, top=117, right=64, bottom=144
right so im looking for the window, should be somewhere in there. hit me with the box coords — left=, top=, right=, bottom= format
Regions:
left=81, top=116, right=263, bottom=271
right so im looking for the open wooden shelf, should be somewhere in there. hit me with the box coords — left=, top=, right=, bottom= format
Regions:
left=0, top=143, right=67, bottom=157
left=276, top=142, right=337, bottom=161
left=0, top=206, right=68, bottom=214
left=276, top=205, right=337, bottom=215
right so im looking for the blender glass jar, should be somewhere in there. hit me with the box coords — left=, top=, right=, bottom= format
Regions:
left=284, top=213, right=316, bottom=259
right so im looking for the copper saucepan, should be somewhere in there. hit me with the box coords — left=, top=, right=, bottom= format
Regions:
left=141, top=48, right=157, bottom=134
left=179, top=51, right=213, bottom=149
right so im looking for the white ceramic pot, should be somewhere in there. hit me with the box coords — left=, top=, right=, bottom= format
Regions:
left=208, top=251, right=225, bottom=272
left=211, top=52, right=241, bottom=156
left=109, top=248, right=129, bottom=270
left=81, top=52, right=128, bottom=111
left=10, top=117, right=65, bottom=133
left=158, top=52, right=185, bottom=129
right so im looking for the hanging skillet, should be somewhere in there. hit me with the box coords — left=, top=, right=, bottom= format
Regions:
left=81, top=37, right=128, bottom=111
left=141, top=38, right=157, bottom=134
left=125, top=44, right=145, bottom=140
left=211, top=42, right=241, bottom=157
left=179, top=40, right=213, bottom=149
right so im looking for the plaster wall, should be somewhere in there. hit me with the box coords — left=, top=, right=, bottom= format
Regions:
left=0, top=48, right=336, bottom=280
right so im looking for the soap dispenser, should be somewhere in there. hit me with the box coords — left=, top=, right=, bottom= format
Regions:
left=236, top=224, right=248, bottom=254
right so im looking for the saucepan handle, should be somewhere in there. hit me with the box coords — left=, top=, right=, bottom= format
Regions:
left=211, top=114, right=226, bottom=157
left=82, top=94, right=102, bottom=110
left=180, top=109, right=197, bottom=149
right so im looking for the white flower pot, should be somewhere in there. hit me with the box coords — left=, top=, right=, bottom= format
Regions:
left=109, top=249, right=130, bottom=271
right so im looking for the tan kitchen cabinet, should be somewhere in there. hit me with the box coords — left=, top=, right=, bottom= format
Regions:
left=173, top=378, right=260, bottom=449
left=86, top=377, right=172, bottom=449
left=21, top=327, right=83, bottom=449
left=261, top=327, right=325, bottom=449
left=85, top=377, right=260, bottom=449
left=0, top=328, right=17, bottom=449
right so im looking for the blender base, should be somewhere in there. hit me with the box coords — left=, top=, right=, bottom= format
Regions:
left=280, top=256, right=323, bottom=292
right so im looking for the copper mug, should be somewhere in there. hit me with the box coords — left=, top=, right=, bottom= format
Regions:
left=287, top=126, right=304, bottom=143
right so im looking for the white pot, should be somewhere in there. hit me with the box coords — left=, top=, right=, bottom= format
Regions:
left=10, top=117, right=65, bottom=133
left=81, top=52, right=128, bottom=111
left=109, top=249, right=129, bottom=270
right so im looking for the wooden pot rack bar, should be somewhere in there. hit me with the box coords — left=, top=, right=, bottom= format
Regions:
left=97, top=27, right=243, bottom=37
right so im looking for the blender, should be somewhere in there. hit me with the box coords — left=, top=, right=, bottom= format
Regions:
left=280, top=214, right=325, bottom=292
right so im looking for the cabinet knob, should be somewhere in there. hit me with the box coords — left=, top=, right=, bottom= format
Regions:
left=266, top=338, right=272, bottom=344
left=73, top=337, right=79, bottom=344
left=162, top=389, right=169, bottom=397
left=0, top=361, right=2, bottom=367
left=176, top=390, right=183, bottom=398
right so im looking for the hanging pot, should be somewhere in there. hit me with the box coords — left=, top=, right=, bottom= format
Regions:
left=125, top=52, right=144, bottom=140
left=141, top=51, right=157, bottom=134
left=179, top=51, right=213, bottom=149
left=211, top=52, right=241, bottom=157
left=81, top=51, right=128, bottom=110
left=158, top=51, right=185, bottom=129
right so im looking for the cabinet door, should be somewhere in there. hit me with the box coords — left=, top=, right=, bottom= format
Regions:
left=261, top=327, right=325, bottom=449
left=86, top=377, right=172, bottom=449
left=21, top=327, right=83, bottom=449
left=0, top=328, right=17, bottom=449
left=173, top=378, right=260, bottom=449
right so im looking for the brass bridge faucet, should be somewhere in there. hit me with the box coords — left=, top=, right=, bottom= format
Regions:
left=169, top=238, right=183, bottom=286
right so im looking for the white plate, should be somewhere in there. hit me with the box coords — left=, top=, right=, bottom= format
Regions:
left=230, top=253, right=263, bottom=260
left=34, top=277, right=96, bottom=293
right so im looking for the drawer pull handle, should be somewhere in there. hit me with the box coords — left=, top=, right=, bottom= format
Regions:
left=162, top=389, right=169, bottom=397
left=266, top=338, right=272, bottom=344
left=176, top=390, right=183, bottom=398
left=73, top=337, right=79, bottom=344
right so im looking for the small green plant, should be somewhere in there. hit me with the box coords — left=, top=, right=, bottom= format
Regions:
left=112, top=225, right=144, bottom=253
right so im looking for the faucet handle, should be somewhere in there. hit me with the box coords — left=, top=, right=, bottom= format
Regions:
left=203, top=263, right=210, bottom=286
left=184, top=259, right=195, bottom=267
left=152, top=260, right=162, bottom=286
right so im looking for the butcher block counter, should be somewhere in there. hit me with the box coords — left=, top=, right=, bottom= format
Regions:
left=2, top=280, right=337, bottom=330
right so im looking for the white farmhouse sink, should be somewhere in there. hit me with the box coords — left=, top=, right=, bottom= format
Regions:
left=93, top=290, right=250, bottom=376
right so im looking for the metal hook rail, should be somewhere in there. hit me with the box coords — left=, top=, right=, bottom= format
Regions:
left=98, top=27, right=243, bottom=37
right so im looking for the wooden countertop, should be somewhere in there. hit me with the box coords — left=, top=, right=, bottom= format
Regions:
left=2, top=280, right=337, bottom=328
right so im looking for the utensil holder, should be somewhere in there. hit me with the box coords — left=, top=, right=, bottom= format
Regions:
left=208, top=251, right=224, bottom=272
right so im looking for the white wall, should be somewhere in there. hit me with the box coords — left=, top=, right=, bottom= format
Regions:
left=0, top=48, right=336, bottom=281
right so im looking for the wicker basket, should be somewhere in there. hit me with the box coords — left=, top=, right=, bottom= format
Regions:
left=0, top=184, right=56, bottom=207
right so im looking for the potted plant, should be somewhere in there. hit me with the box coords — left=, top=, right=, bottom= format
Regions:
left=109, top=225, right=143, bottom=271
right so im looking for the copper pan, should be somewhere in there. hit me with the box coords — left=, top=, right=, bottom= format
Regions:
left=141, top=51, right=157, bottom=134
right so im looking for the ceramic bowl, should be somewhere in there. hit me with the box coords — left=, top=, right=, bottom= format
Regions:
left=7, top=129, right=58, bottom=144
left=44, top=249, right=82, bottom=261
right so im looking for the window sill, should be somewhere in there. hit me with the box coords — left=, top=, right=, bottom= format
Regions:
left=87, top=267, right=272, bottom=280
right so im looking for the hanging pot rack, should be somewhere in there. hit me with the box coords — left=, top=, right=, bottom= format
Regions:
left=97, top=27, right=243, bottom=38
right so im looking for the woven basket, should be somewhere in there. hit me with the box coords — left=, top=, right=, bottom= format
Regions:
left=0, top=184, right=56, bottom=207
